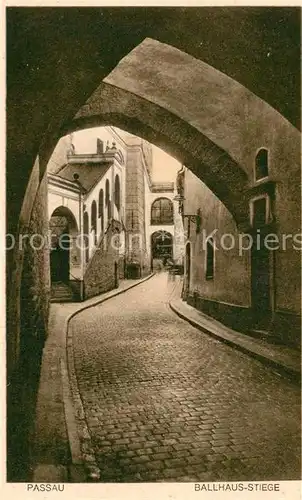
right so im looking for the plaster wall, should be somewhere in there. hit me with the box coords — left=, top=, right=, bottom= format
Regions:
left=48, top=186, right=80, bottom=229
left=184, top=169, right=251, bottom=307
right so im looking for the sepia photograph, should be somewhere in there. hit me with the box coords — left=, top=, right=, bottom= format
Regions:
left=5, top=3, right=301, bottom=494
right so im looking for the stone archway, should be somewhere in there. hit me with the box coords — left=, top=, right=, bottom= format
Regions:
left=7, top=34, right=300, bottom=374
left=151, top=230, right=173, bottom=269
left=62, top=38, right=299, bottom=228
left=49, top=206, right=80, bottom=286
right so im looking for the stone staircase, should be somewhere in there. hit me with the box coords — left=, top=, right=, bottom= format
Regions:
left=51, top=281, right=74, bottom=303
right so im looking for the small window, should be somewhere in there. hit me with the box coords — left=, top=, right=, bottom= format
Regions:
left=250, top=196, right=271, bottom=227
left=206, top=237, right=214, bottom=280
left=255, top=149, right=269, bottom=181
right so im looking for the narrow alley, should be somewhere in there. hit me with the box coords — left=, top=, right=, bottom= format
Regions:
left=68, top=273, right=300, bottom=482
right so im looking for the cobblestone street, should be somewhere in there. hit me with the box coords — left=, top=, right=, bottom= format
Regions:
left=69, top=273, right=301, bottom=482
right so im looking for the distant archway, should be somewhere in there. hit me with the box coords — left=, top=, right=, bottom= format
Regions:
left=151, top=230, right=173, bottom=267
left=49, top=206, right=79, bottom=284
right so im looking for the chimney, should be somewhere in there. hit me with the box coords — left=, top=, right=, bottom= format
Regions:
left=97, top=138, right=104, bottom=154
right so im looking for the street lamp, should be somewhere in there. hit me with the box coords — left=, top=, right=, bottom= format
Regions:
left=173, top=193, right=185, bottom=214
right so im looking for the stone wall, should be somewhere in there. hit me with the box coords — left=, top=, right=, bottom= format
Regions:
left=7, top=161, right=50, bottom=381
left=19, top=173, right=51, bottom=361
left=184, top=169, right=251, bottom=307
left=83, top=222, right=120, bottom=299
left=125, top=144, right=150, bottom=277
left=184, top=169, right=301, bottom=347
left=7, top=167, right=50, bottom=481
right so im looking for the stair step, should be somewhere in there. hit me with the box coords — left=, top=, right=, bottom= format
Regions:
left=51, top=297, right=74, bottom=303
left=51, top=282, right=74, bottom=303
left=52, top=292, right=73, bottom=296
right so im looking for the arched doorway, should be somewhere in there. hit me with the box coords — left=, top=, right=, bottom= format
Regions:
left=151, top=231, right=173, bottom=270
left=49, top=206, right=79, bottom=285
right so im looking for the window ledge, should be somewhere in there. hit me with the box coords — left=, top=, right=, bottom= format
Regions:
left=150, top=222, right=174, bottom=226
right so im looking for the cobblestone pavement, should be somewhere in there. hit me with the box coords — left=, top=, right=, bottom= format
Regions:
left=69, top=273, right=301, bottom=482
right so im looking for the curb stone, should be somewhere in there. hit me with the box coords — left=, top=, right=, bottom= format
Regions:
left=169, top=299, right=301, bottom=385
left=64, top=273, right=155, bottom=481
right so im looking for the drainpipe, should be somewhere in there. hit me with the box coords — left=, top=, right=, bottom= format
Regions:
left=73, top=174, right=85, bottom=301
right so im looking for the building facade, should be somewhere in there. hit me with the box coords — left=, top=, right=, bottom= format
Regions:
left=177, top=157, right=301, bottom=348
left=146, top=182, right=184, bottom=271
left=48, top=137, right=125, bottom=301
left=47, top=127, right=184, bottom=301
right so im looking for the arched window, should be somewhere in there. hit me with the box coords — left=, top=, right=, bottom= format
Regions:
left=151, top=198, right=174, bottom=225
left=98, top=189, right=104, bottom=232
left=255, top=149, right=269, bottom=181
left=83, top=211, right=89, bottom=263
left=114, top=175, right=121, bottom=212
left=206, top=237, right=214, bottom=280
left=105, top=179, right=111, bottom=220
left=98, top=189, right=104, bottom=217
left=105, top=179, right=110, bottom=205
left=91, top=201, right=97, bottom=244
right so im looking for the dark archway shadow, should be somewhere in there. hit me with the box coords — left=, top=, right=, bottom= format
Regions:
left=6, top=30, right=301, bottom=482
